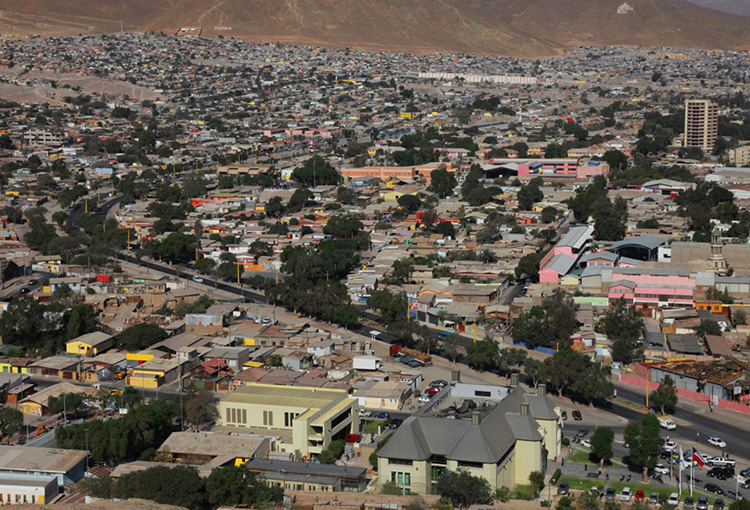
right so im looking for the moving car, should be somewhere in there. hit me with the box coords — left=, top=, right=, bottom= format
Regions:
left=708, top=437, right=727, bottom=448
left=572, top=410, right=582, bottom=420
left=709, top=457, right=736, bottom=468
left=192, top=275, right=204, bottom=283
left=705, top=484, right=725, bottom=495
left=620, top=487, right=633, bottom=502
left=667, top=493, right=680, bottom=506
left=28, top=279, right=38, bottom=285
left=659, top=418, right=677, bottom=430
left=557, top=481, right=570, bottom=495
left=707, top=467, right=734, bottom=481
left=653, top=463, right=670, bottom=475
left=726, top=491, right=743, bottom=501
left=19, top=287, right=29, bottom=294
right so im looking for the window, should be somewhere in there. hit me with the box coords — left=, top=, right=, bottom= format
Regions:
left=284, top=412, right=297, bottom=428
left=231, top=408, right=237, bottom=423
left=263, top=411, right=268, bottom=425
left=458, top=461, right=483, bottom=469
left=389, top=459, right=413, bottom=466
left=226, top=408, right=231, bottom=423
left=474, top=390, right=491, bottom=397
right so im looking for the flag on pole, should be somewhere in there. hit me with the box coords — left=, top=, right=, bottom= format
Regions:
left=692, top=448, right=706, bottom=469
left=739, top=474, right=746, bottom=485
left=678, top=446, right=685, bottom=495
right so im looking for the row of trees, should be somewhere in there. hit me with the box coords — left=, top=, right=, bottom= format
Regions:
left=86, top=464, right=283, bottom=510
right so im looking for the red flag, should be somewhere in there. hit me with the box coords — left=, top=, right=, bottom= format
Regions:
left=692, top=448, right=706, bottom=468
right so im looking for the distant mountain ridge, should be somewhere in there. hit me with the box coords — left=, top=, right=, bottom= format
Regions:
left=0, top=0, right=749, bottom=56
left=685, top=0, right=750, bottom=16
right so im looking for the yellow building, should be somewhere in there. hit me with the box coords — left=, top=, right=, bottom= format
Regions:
left=377, top=383, right=560, bottom=494
left=128, top=357, right=188, bottom=389
left=65, top=332, right=115, bottom=357
left=217, top=383, right=359, bottom=461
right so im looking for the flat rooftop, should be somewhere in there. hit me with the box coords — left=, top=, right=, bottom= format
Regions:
left=157, top=432, right=267, bottom=458
left=220, top=383, right=347, bottom=409
left=0, top=446, right=86, bottom=474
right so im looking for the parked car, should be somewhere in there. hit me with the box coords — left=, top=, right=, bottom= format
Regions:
left=605, top=488, right=616, bottom=501
left=697, top=497, right=709, bottom=510
left=667, top=493, right=680, bottom=506
left=684, top=496, right=695, bottom=509
left=705, top=484, right=725, bottom=495
left=192, top=275, right=204, bottom=283
left=344, top=434, right=361, bottom=443
left=561, top=410, right=568, bottom=421
left=708, top=467, right=735, bottom=481
left=374, top=412, right=389, bottom=419
left=714, top=499, right=725, bottom=510
left=635, top=490, right=645, bottom=501
left=726, top=491, right=743, bottom=501
left=425, top=387, right=441, bottom=395
left=358, top=409, right=372, bottom=417
left=663, top=441, right=677, bottom=452
left=430, top=380, right=448, bottom=388
left=19, top=287, right=29, bottom=294
left=557, top=482, right=570, bottom=495
left=417, top=395, right=432, bottom=404
left=620, top=487, right=633, bottom=502
left=649, top=493, right=660, bottom=506
left=572, top=410, right=582, bottom=420
left=575, top=428, right=590, bottom=438
left=580, top=439, right=592, bottom=448
left=389, top=418, right=403, bottom=429
left=710, top=457, right=736, bottom=468
left=653, top=463, right=670, bottom=475
left=708, top=437, right=727, bottom=448
left=28, top=279, right=38, bottom=285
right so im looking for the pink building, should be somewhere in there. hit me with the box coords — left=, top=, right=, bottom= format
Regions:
left=538, top=225, right=594, bottom=283
left=487, top=158, right=609, bottom=179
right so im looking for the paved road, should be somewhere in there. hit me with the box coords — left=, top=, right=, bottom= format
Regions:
left=114, top=251, right=750, bottom=474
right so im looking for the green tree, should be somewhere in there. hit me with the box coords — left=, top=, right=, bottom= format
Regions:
left=430, top=167, right=457, bottom=198
left=0, top=300, right=46, bottom=349
left=323, top=214, right=363, bottom=239
left=528, top=470, right=545, bottom=497
left=115, top=465, right=207, bottom=510
left=195, top=257, right=216, bottom=274
left=601, top=298, right=645, bottom=365
left=47, top=392, right=85, bottom=415
left=0, top=407, right=23, bottom=436
left=515, top=252, right=544, bottom=281
left=650, top=375, right=678, bottom=414
left=205, top=465, right=283, bottom=509
left=466, top=337, right=500, bottom=372
left=624, top=414, right=662, bottom=482
left=185, top=389, right=217, bottom=427
left=523, top=358, right=544, bottom=388
left=397, top=194, right=421, bottom=212
left=65, top=304, right=98, bottom=341
left=380, top=481, right=403, bottom=495
left=117, top=323, right=168, bottom=352
left=511, top=307, right=550, bottom=349
left=265, top=196, right=285, bottom=218
left=590, top=426, right=614, bottom=468
left=518, top=181, right=544, bottom=211
left=291, top=155, right=341, bottom=186
left=694, top=319, right=722, bottom=337
left=435, top=469, right=492, bottom=508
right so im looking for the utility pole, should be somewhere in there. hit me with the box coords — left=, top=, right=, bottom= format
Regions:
left=84, top=429, right=89, bottom=472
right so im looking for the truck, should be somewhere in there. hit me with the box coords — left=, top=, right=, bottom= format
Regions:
left=352, top=356, right=382, bottom=371
left=708, top=457, right=736, bottom=468
left=389, top=345, right=432, bottom=365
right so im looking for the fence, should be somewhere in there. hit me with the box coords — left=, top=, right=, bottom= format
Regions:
left=619, top=374, right=750, bottom=414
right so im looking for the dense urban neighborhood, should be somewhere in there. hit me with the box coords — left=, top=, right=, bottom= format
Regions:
left=0, top=29, right=747, bottom=510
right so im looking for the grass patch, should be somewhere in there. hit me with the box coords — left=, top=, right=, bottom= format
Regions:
left=510, top=484, right=535, bottom=500
left=559, top=477, right=605, bottom=493
left=362, top=420, right=388, bottom=434
left=569, top=449, right=626, bottom=469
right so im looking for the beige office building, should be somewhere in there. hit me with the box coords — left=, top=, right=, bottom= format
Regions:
left=377, top=384, right=561, bottom=494
left=728, top=145, right=750, bottom=167
left=684, top=99, right=718, bottom=150
left=217, top=383, right=359, bottom=460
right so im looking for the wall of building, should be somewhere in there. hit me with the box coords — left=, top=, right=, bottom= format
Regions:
left=0, top=478, right=57, bottom=505
left=513, top=439, right=542, bottom=485
left=379, top=457, right=429, bottom=495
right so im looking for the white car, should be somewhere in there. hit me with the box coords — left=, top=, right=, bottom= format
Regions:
left=580, top=439, right=592, bottom=448
left=620, top=487, right=633, bottom=502
left=653, top=463, right=670, bottom=475
left=192, top=275, right=204, bottom=283
left=708, top=437, right=727, bottom=448
left=417, top=395, right=432, bottom=404
left=667, top=493, right=680, bottom=506
left=659, top=418, right=677, bottom=430
left=663, top=441, right=677, bottom=452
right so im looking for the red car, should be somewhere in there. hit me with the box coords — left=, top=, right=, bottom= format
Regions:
left=425, top=387, right=441, bottom=395
left=344, top=434, right=361, bottom=443
left=634, top=490, right=645, bottom=501
left=572, top=410, right=582, bottom=420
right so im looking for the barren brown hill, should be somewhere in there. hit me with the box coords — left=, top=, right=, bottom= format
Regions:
left=1, top=0, right=749, bottom=56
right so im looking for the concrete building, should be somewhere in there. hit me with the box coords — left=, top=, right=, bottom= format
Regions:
left=377, top=382, right=560, bottom=494
left=684, top=99, right=718, bottom=150
left=0, top=477, right=58, bottom=505
left=0, top=446, right=87, bottom=485
left=156, top=432, right=270, bottom=467
left=217, top=383, right=359, bottom=460
left=65, top=331, right=115, bottom=357
left=244, top=458, right=367, bottom=492
left=728, top=145, right=750, bottom=167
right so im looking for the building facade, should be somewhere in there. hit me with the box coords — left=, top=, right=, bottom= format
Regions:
left=684, top=99, right=718, bottom=150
